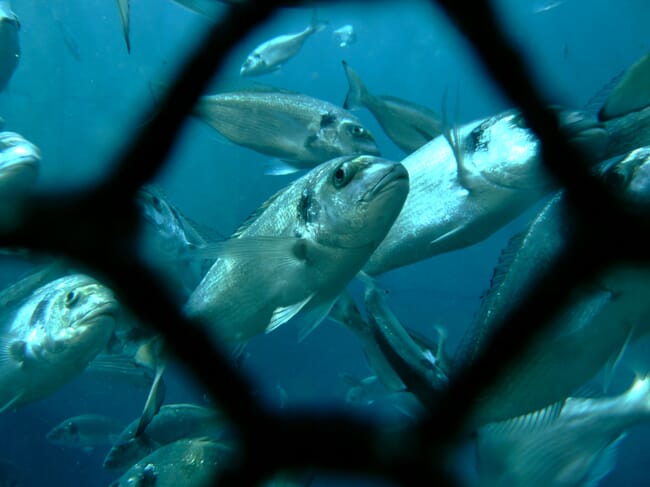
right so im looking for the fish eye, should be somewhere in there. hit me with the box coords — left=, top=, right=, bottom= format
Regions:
left=350, top=125, right=365, bottom=137
left=66, top=422, right=78, bottom=435
left=332, top=161, right=357, bottom=189
left=65, top=290, right=79, bottom=307
left=151, top=196, right=162, bottom=211
left=604, top=168, right=629, bottom=190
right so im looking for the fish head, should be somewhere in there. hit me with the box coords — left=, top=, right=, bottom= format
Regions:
left=335, top=118, right=381, bottom=157
left=46, top=419, right=80, bottom=446
left=306, top=155, right=409, bottom=248
left=239, top=53, right=267, bottom=77
left=0, top=132, right=40, bottom=198
left=15, top=274, right=118, bottom=366
left=136, top=187, right=188, bottom=251
left=465, top=108, right=606, bottom=191
left=603, top=145, right=650, bottom=204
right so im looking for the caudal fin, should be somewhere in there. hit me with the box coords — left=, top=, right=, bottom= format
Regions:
left=342, top=60, right=369, bottom=110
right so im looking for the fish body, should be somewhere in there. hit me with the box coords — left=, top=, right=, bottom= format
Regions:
left=136, top=186, right=212, bottom=301
left=0, top=131, right=41, bottom=202
left=0, top=273, right=118, bottom=412
left=240, top=15, right=326, bottom=77
left=333, top=24, right=356, bottom=47
left=364, top=108, right=608, bottom=275
left=194, top=88, right=379, bottom=171
left=109, top=438, right=232, bottom=487
left=342, top=61, right=443, bottom=154
left=478, top=376, right=650, bottom=486
left=0, top=1, right=19, bottom=92
left=46, top=414, right=124, bottom=449
left=103, top=403, right=226, bottom=472
left=184, top=155, right=408, bottom=345
left=454, top=147, right=650, bottom=427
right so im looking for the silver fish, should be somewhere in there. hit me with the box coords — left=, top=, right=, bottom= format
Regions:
left=115, top=0, right=129, bottom=53
left=0, top=273, right=118, bottom=412
left=136, top=186, right=213, bottom=302
left=363, top=108, right=608, bottom=275
left=0, top=131, right=41, bottom=202
left=0, top=1, right=19, bottom=92
left=108, top=438, right=232, bottom=487
left=239, top=13, right=327, bottom=77
left=46, top=414, right=124, bottom=450
left=477, top=376, right=650, bottom=486
left=184, top=155, right=408, bottom=346
left=193, top=87, right=379, bottom=173
left=104, top=403, right=227, bottom=472
left=342, top=61, right=443, bottom=154
left=333, top=24, right=356, bottom=48
left=453, top=146, right=650, bottom=427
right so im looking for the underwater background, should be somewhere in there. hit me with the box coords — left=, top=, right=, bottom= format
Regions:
left=0, top=0, right=649, bottom=485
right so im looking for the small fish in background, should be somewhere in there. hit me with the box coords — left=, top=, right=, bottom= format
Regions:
left=46, top=414, right=124, bottom=451
left=115, top=0, right=130, bottom=53
left=103, top=403, right=228, bottom=473
left=239, top=11, right=327, bottom=77
left=341, top=61, right=443, bottom=154
left=532, top=0, right=565, bottom=14
left=0, top=458, right=27, bottom=486
left=108, top=437, right=233, bottom=487
left=0, top=273, right=119, bottom=413
left=192, top=87, right=379, bottom=173
left=184, top=155, right=408, bottom=348
left=333, top=24, right=356, bottom=48
left=51, top=8, right=82, bottom=63
left=477, top=376, right=650, bottom=487
left=0, top=1, right=19, bottom=92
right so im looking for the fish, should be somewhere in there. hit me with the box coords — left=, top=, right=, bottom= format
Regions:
left=342, top=61, right=443, bottom=154
left=477, top=376, right=650, bottom=486
left=0, top=458, right=26, bottom=486
left=0, top=1, right=19, bottom=92
left=170, top=0, right=222, bottom=18
left=103, top=403, right=227, bottom=472
left=108, top=437, right=233, bottom=487
left=598, top=51, right=650, bottom=159
left=193, top=87, right=380, bottom=174
left=46, top=414, right=124, bottom=450
left=51, top=8, right=82, bottom=63
left=184, top=155, right=409, bottom=346
left=453, top=145, right=650, bottom=428
left=115, top=0, right=130, bottom=53
left=363, top=107, right=608, bottom=275
left=0, top=132, right=41, bottom=204
left=239, top=12, right=327, bottom=77
left=333, top=24, right=356, bottom=48
left=136, top=186, right=215, bottom=302
left=0, top=273, right=119, bottom=412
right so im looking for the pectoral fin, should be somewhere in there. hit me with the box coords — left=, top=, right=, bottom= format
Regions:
left=266, top=294, right=315, bottom=333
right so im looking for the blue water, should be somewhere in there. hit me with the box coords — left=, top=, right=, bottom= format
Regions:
left=0, top=0, right=649, bottom=485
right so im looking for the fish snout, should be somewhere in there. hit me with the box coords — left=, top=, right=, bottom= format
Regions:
left=555, top=109, right=609, bottom=162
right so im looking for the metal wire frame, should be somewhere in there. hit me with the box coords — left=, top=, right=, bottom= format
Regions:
left=0, top=1, right=647, bottom=486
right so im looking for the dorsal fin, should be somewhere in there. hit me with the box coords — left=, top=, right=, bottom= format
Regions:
left=231, top=183, right=293, bottom=238
left=599, top=51, right=650, bottom=121
left=480, top=399, right=565, bottom=438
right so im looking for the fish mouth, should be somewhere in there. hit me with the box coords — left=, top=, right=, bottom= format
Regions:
left=556, top=109, right=609, bottom=161
left=362, top=163, right=409, bottom=201
left=73, top=300, right=119, bottom=328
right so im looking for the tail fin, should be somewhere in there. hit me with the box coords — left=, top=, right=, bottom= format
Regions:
left=309, top=9, right=328, bottom=34
left=342, top=60, right=369, bottom=110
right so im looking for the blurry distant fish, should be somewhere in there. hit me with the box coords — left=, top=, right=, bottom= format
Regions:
left=333, top=24, right=356, bottom=48
left=52, top=8, right=82, bottom=62
left=193, top=87, right=379, bottom=174
left=170, top=0, right=221, bottom=18
left=136, top=186, right=215, bottom=302
left=104, top=404, right=227, bottom=472
left=115, top=0, right=130, bottom=53
left=532, top=0, right=564, bottom=14
left=363, top=107, right=608, bottom=275
left=0, top=1, right=19, bottom=92
left=453, top=146, right=650, bottom=427
left=184, top=155, right=408, bottom=347
left=239, top=12, right=327, bottom=77
left=477, top=376, right=650, bottom=486
left=342, top=61, right=443, bottom=154
left=0, top=131, right=41, bottom=203
left=108, top=438, right=232, bottom=487
left=0, top=273, right=118, bottom=412
left=0, top=458, right=26, bottom=486
left=46, top=414, right=124, bottom=450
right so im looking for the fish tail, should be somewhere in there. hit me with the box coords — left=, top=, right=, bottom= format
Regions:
left=309, top=9, right=328, bottom=34
left=342, top=60, right=369, bottom=110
